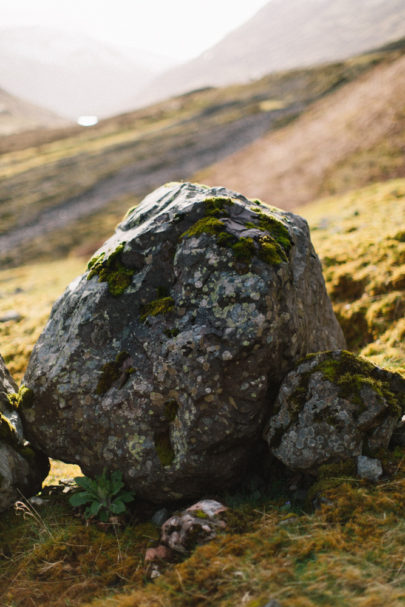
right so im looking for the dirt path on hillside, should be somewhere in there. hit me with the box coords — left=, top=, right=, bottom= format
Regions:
left=199, top=54, right=405, bottom=207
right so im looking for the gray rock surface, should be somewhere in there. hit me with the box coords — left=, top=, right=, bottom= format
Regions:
left=0, top=354, right=49, bottom=512
left=356, top=455, right=383, bottom=481
left=160, top=499, right=228, bottom=554
left=265, top=350, right=405, bottom=473
left=21, top=182, right=345, bottom=502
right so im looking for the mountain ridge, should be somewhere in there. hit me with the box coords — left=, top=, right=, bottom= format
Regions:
left=138, top=0, right=405, bottom=106
left=0, top=26, right=175, bottom=119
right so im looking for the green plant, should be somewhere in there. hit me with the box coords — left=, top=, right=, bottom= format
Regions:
left=69, top=469, right=135, bottom=522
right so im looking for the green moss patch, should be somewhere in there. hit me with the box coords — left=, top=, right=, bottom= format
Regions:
left=154, top=429, right=175, bottom=466
left=253, top=209, right=292, bottom=253
left=96, top=352, right=134, bottom=395
left=181, top=199, right=292, bottom=267
left=203, top=196, right=235, bottom=217
left=315, top=351, right=403, bottom=417
left=87, top=243, right=135, bottom=296
left=0, top=412, right=19, bottom=447
left=140, top=296, right=175, bottom=323
left=7, top=385, right=34, bottom=410
left=282, top=351, right=404, bottom=431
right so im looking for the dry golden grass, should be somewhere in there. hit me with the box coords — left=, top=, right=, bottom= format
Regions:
left=1, top=454, right=404, bottom=607
left=301, top=178, right=405, bottom=375
left=0, top=258, right=86, bottom=382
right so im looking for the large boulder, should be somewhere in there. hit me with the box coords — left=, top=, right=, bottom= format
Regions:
left=0, top=355, right=49, bottom=512
left=21, top=182, right=345, bottom=502
left=264, top=350, right=405, bottom=473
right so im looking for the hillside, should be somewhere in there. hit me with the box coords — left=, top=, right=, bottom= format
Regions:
left=198, top=51, right=405, bottom=207
left=1, top=42, right=403, bottom=269
left=0, top=87, right=69, bottom=135
left=0, top=27, right=172, bottom=119
left=139, top=0, right=405, bottom=105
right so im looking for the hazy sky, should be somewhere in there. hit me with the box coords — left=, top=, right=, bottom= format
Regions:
left=0, top=0, right=270, bottom=61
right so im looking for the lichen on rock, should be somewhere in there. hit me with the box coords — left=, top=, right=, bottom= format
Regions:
left=87, top=242, right=135, bottom=296
left=21, top=182, right=345, bottom=503
left=264, top=350, right=405, bottom=474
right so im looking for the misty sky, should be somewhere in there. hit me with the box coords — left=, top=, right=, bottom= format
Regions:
left=0, top=0, right=270, bottom=61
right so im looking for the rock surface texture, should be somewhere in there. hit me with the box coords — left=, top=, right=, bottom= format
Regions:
left=21, top=182, right=345, bottom=502
left=0, top=354, right=49, bottom=512
left=265, top=350, right=405, bottom=473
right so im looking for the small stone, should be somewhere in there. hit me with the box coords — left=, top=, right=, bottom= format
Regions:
left=151, top=507, right=169, bottom=527
left=357, top=455, right=383, bottom=481
left=0, top=311, right=22, bottom=323
left=160, top=499, right=228, bottom=554
left=186, top=499, right=228, bottom=518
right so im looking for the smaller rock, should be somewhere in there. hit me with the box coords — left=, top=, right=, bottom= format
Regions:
left=264, top=351, right=404, bottom=474
left=0, top=311, right=22, bottom=323
left=262, top=601, right=282, bottom=607
left=187, top=499, right=227, bottom=518
left=357, top=456, right=383, bottom=481
left=160, top=499, right=228, bottom=554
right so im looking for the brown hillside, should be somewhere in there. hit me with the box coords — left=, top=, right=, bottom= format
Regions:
left=197, top=54, right=405, bottom=209
left=0, top=87, right=68, bottom=135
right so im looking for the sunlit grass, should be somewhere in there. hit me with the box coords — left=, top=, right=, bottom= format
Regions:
left=301, top=178, right=405, bottom=376
left=0, top=258, right=85, bottom=382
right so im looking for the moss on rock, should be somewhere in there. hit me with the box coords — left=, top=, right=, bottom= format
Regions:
left=87, top=243, right=135, bottom=296
left=314, top=351, right=403, bottom=417
left=7, top=385, right=34, bottom=410
left=181, top=197, right=292, bottom=267
left=96, top=352, right=133, bottom=395
left=140, top=296, right=175, bottom=323
left=154, top=430, right=175, bottom=467
left=0, top=412, right=19, bottom=447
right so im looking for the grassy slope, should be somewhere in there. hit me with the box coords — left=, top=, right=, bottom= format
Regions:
left=197, top=52, right=405, bottom=208
left=1, top=44, right=403, bottom=268
left=0, top=179, right=403, bottom=607
left=0, top=467, right=404, bottom=607
left=301, top=179, right=405, bottom=376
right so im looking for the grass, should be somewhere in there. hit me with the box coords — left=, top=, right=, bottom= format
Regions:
left=302, top=178, right=405, bottom=376
left=0, top=454, right=404, bottom=607
left=0, top=258, right=85, bottom=382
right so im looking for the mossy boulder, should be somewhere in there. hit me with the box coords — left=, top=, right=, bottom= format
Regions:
left=0, top=354, right=49, bottom=512
left=264, top=350, right=405, bottom=473
left=21, top=182, right=344, bottom=502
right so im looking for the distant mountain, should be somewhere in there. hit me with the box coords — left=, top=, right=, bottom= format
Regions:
left=0, top=27, right=176, bottom=120
left=139, top=0, right=405, bottom=105
left=0, top=86, right=69, bottom=135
